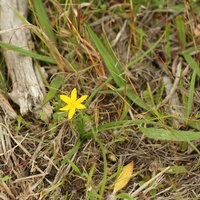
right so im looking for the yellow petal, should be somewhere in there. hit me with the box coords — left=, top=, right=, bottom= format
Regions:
left=60, top=95, right=72, bottom=104
left=68, top=108, right=76, bottom=119
left=59, top=105, right=71, bottom=111
left=113, top=161, right=134, bottom=195
left=71, top=88, right=77, bottom=101
left=76, top=95, right=88, bottom=104
left=76, top=103, right=86, bottom=110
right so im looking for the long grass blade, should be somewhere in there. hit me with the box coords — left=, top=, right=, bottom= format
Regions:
left=0, top=41, right=56, bottom=63
left=127, top=25, right=167, bottom=68
left=175, top=16, right=186, bottom=50
left=186, top=69, right=196, bottom=118
left=33, top=0, right=56, bottom=43
left=43, top=74, right=64, bottom=105
left=182, top=53, right=200, bottom=77
left=85, top=24, right=148, bottom=110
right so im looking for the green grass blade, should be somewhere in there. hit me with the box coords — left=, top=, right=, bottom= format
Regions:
left=175, top=16, right=186, bottom=50
left=61, top=140, right=82, bottom=165
left=127, top=25, right=167, bottom=68
left=65, top=158, right=81, bottom=175
left=165, top=24, right=171, bottom=62
left=86, top=163, right=96, bottom=198
left=86, top=77, right=112, bottom=106
left=85, top=24, right=148, bottom=110
left=96, top=137, right=107, bottom=198
left=182, top=47, right=200, bottom=54
left=126, top=90, right=149, bottom=110
left=182, top=53, right=200, bottom=77
left=33, top=0, right=56, bottom=43
left=0, top=41, right=56, bottom=64
left=84, top=119, right=165, bottom=139
left=167, top=166, right=187, bottom=174
left=0, top=69, right=7, bottom=92
left=85, top=25, right=124, bottom=86
left=116, top=193, right=135, bottom=200
left=0, top=176, right=11, bottom=182
left=43, top=74, right=64, bottom=105
left=140, top=127, right=200, bottom=141
left=186, top=69, right=196, bottom=118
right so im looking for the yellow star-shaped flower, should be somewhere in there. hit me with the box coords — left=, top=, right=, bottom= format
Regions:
left=59, top=88, right=88, bottom=119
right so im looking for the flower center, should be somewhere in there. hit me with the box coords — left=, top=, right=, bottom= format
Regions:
left=69, top=99, right=77, bottom=107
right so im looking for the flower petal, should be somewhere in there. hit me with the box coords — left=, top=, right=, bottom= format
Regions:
left=71, top=88, right=77, bottom=101
left=76, top=103, right=86, bottom=109
left=59, top=105, right=71, bottom=111
left=60, top=95, right=72, bottom=104
left=76, top=95, right=88, bottom=104
left=68, top=108, right=76, bottom=119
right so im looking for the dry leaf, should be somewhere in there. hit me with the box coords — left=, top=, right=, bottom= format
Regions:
left=113, top=161, right=134, bottom=195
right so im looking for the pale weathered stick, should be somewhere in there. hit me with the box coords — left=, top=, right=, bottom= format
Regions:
left=0, top=0, right=52, bottom=119
left=0, top=92, right=17, bottom=119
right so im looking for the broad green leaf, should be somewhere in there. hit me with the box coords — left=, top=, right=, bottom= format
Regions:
left=0, top=41, right=56, bottom=64
left=113, top=161, right=133, bottom=194
left=140, top=127, right=200, bottom=141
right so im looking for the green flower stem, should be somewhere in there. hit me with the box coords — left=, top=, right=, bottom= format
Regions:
left=79, top=112, right=107, bottom=199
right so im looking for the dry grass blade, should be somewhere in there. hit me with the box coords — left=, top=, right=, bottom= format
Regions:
left=1, top=182, right=16, bottom=200
left=130, top=167, right=170, bottom=198
left=0, top=131, right=12, bottom=164
left=0, top=193, right=11, bottom=200
left=0, top=93, right=17, bottom=119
